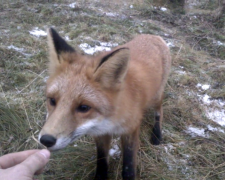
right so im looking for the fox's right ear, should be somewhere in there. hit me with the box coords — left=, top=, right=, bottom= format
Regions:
left=47, top=28, right=75, bottom=73
left=94, top=48, right=130, bottom=90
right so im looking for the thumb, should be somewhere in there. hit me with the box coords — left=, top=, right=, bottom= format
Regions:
left=20, top=149, right=50, bottom=175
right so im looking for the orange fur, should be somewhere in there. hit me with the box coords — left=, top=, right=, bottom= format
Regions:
left=39, top=29, right=171, bottom=179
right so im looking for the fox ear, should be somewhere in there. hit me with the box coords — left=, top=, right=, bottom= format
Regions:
left=47, top=28, right=75, bottom=73
left=94, top=48, right=130, bottom=89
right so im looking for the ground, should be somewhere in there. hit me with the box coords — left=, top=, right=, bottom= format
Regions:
left=0, top=0, right=225, bottom=179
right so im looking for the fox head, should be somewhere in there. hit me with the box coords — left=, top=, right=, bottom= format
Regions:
left=39, top=28, right=130, bottom=150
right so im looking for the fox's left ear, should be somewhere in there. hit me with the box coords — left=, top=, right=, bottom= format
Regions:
left=94, top=48, right=130, bottom=89
left=47, top=28, right=75, bottom=73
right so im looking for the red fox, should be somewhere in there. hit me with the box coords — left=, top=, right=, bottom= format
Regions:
left=39, top=28, right=171, bottom=180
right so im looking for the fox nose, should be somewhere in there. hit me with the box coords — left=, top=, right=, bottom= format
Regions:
left=40, top=134, right=57, bottom=147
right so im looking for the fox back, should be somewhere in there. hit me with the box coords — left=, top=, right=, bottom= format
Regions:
left=39, top=28, right=171, bottom=180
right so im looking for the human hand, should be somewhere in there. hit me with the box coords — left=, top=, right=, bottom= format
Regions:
left=0, top=149, right=50, bottom=180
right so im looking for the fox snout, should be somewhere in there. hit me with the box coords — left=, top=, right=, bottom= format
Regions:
left=40, top=134, right=57, bottom=148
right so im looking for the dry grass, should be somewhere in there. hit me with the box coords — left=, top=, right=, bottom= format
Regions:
left=1, top=0, right=225, bottom=179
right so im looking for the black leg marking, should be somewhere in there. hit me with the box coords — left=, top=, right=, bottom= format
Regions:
left=121, top=131, right=139, bottom=180
left=94, top=135, right=111, bottom=180
left=95, top=148, right=108, bottom=180
left=122, top=145, right=136, bottom=180
left=151, top=114, right=162, bottom=145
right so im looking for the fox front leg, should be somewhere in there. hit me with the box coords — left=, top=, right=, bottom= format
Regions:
left=121, top=129, right=139, bottom=180
left=94, top=134, right=112, bottom=180
left=151, top=104, right=163, bottom=145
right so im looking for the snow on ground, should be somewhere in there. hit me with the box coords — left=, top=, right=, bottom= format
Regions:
left=105, top=12, right=119, bottom=17
left=185, top=83, right=225, bottom=137
left=207, top=109, right=225, bottom=126
left=197, top=87, right=225, bottom=127
left=167, top=42, right=174, bottom=47
left=153, top=6, right=167, bottom=12
left=109, top=144, right=120, bottom=158
left=213, top=40, right=225, bottom=46
left=162, top=143, right=195, bottom=177
left=79, top=41, right=118, bottom=55
left=69, top=2, right=76, bottom=8
left=176, top=70, right=186, bottom=75
left=65, top=36, right=70, bottom=41
left=174, top=66, right=186, bottom=75
left=207, top=125, right=224, bottom=133
left=29, top=27, right=47, bottom=37
left=97, top=8, right=119, bottom=17
left=166, top=39, right=175, bottom=47
left=7, top=45, right=31, bottom=57
left=8, top=45, right=24, bottom=52
left=79, top=43, right=110, bottom=54
left=186, top=126, right=208, bottom=137
left=160, top=7, right=167, bottom=12
left=109, top=138, right=121, bottom=159
left=185, top=125, right=224, bottom=138
left=196, top=83, right=210, bottom=91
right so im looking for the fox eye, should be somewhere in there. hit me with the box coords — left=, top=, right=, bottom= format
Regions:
left=49, top=98, right=56, bottom=106
left=76, top=105, right=91, bottom=113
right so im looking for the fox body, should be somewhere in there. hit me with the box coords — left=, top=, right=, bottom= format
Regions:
left=39, top=28, right=171, bottom=180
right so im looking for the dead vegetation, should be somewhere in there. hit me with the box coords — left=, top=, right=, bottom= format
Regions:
left=0, top=0, right=225, bottom=179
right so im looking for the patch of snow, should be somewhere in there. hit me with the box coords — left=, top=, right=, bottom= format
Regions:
left=217, top=41, right=225, bottom=46
left=162, top=143, right=195, bottom=177
left=213, top=39, right=225, bottom=46
left=202, top=94, right=211, bottom=104
left=166, top=41, right=175, bottom=47
left=207, top=110, right=225, bottom=126
left=79, top=41, right=118, bottom=55
left=160, top=7, right=167, bottom=11
left=7, top=45, right=31, bottom=57
left=65, top=36, right=70, bottom=41
left=69, top=2, right=76, bottom=8
left=202, top=84, right=210, bottom=90
left=164, top=144, right=175, bottom=154
left=109, top=144, right=120, bottom=158
left=186, top=125, right=224, bottom=138
left=108, top=138, right=121, bottom=158
left=186, top=126, right=208, bottom=137
left=105, top=12, right=118, bottom=17
left=100, top=42, right=118, bottom=47
left=79, top=43, right=110, bottom=54
left=29, top=27, right=47, bottom=37
left=176, top=70, right=186, bottom=75
left=130, top=5, right=133, bottom=9
left=197, top=91, right=225, bottom=126
left=197, top=83, right=210, bottom=91
left=74, top=144, right=78, bottom=147
left=8, top=45, right=24, bottom=52
left=207, top=125, right=224, bottom=133
left=98, top=8, right=119, bottom=17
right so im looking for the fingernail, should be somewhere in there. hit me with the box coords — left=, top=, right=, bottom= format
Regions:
left=39, top=149, right=50, bottom=159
